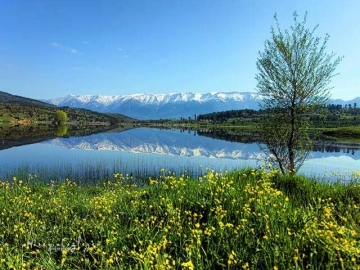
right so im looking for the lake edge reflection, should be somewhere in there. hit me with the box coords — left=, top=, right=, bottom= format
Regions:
left=0, top=126, right=360, bottom=183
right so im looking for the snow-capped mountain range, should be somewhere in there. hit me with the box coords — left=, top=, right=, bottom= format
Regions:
left=43, top=92, right=360, bottom=120
left=43, top=92, right=263, bottom=119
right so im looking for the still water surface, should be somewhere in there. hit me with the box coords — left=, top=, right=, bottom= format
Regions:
left=0, top=127, right=359, bottom=182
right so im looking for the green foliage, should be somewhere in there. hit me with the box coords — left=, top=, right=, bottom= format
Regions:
left=54, top=110, right=68, bottom=124
left=259, top=108, right=313, bottom=174
left=0, top=103, right=130, bottom=126
left=271, top=172, right=360, bottom=206
left=1, top=169, right=360, bottom=269
left=256, top=12, right=342, bottom=173
left=0, top=113, right=13, bottom=123
left=197, top=109, right=261, bottom=122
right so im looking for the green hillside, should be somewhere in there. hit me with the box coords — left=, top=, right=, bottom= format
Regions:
left=0, top=91, right=135, bottom=125
left=0, top=91, right=56, bottom=107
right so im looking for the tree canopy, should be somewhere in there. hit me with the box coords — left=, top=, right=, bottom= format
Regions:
left=256, top=12, right=342, bottom=173
left=55, top=110, right=68, bottom=124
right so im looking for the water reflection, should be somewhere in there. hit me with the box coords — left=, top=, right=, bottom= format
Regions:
left=0, top=126, right=359, bottom=181
left=46, top=127, right=360, bottom=160
left=48, top=128, right=266, bottom=160
left=55, top=125, right=68, bottom=137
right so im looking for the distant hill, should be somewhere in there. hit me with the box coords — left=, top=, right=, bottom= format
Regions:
left=0, top=91, right=135, bottom=125
left=43, top=92, right=360, bottom=120
left=331, top=97, right=360, bottom=107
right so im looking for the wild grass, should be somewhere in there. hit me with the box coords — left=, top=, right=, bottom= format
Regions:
left=0, top=162, right=205, bottom=186
left=1, top=169, right=360, bottom=269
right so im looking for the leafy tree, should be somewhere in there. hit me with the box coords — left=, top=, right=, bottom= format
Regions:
left=54, top=110, right=68, bottom=124
left=256, top=12, right=342, bottom=174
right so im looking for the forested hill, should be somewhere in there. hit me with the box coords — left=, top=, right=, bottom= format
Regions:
left=0, top=91, right=135, bottom=125
left=197, top=109, right=261, bottom=122
left=197, top=105, right=360, bottom=128
left=0, top=91, right=56, bottom=108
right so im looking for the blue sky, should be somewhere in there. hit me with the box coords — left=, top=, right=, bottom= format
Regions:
left=1, top=0, right=359, bottom=100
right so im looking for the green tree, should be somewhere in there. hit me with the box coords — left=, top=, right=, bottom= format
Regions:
left=54, top=110, right=68, bottom=124
left=256, top=12, right=342, bottom=174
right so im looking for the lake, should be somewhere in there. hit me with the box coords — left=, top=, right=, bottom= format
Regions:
left=0, top=126, right=359, bottom=183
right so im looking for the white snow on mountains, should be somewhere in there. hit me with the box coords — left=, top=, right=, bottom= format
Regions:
left=43, top=92, right=262, bottom=119
left=43, top=92, right=360, bottom=120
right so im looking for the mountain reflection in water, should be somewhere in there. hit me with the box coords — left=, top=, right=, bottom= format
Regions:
left=46, top=128, right=360, bottom=160
left=0, top=127, right=359, bottom=181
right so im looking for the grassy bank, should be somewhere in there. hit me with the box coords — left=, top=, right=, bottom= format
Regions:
left=321, top=126, right=360, bottom=140
left=1, top=169, right=360, bottom=269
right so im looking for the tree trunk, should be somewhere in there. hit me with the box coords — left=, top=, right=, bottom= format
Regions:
left=288, top=107, right=295, bottom=174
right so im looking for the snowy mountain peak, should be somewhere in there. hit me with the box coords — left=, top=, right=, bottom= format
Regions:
left=42, top=91, right=359, bottom=120
left=45, top=92, right=260, bottom=106
left=42, top=91, right=263, bottom=119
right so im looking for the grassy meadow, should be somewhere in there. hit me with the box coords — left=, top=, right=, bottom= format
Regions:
left=1, top=169, right=360, bottom=269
